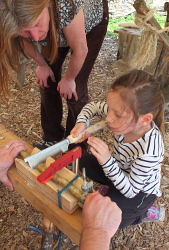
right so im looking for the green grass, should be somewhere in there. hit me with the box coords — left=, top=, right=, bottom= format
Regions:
left=107, top=13, right=166, bottom=36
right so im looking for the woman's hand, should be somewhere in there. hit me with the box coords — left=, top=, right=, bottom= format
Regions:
left=0, top=140, right=26, bottom=190
left=36, top=64, right=56, bottom=89
left=57, top=77, right=78, bottom=100
left=22, top=39, right=55, bottom=89
left=87, top=136, right=111, bottom=164
left=60, top=9, right=87, bottom=101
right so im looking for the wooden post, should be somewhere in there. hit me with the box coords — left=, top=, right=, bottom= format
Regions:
left=133, top=0, right=169, bottom=86
left=41, top=218, right=54, bottom=250
left=153, top=2, right=169, bottom=82
left=133, top=0, right=169, bottom=50
left=164, top=2, right=169, bottom=27
left=16, top=60, right=27, bottom=89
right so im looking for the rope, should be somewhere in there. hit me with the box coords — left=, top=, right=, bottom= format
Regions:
left=130, top=8, right=169, bottom=70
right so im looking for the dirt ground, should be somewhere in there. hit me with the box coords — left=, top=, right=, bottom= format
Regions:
left=0, top=35, right=169, bottom=250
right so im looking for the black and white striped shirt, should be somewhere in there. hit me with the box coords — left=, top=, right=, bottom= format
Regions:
left=76, top=101, right=164, bottom=198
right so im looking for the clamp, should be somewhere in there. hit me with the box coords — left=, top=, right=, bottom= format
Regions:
left=78, top=168, right=93, bottom=208
left=36, top=147, right=93, bottom=208
left=37, top=146, right=82, bottom=184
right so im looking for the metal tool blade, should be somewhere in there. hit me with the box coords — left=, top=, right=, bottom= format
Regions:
left=24, top=139, right=69, bottom=169
left=24, top=120, right=106, bottom=169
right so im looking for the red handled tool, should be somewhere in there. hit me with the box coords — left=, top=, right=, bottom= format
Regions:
left=37, top=146, right=82, bottom=184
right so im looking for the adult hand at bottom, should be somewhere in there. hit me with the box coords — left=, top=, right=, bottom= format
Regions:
left=80, top=192, right=122, bottom=250
left=0, top=140, right=26, bottom=190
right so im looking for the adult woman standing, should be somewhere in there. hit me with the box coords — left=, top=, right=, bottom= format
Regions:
left=0, top=0, right=109, bottom=151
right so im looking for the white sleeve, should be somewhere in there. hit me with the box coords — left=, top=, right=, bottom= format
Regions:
left=76, top=101, right=108, bottom=126
left=102, top=153, right=162, bottom=198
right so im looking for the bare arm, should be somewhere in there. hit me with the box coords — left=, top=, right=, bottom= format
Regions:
left=57, top=8, right=88, bottom=100
left=80, top=192, right=122, bottom=250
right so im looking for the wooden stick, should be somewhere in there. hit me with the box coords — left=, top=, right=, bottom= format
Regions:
left=153, top=2, right=169, bottom=78
left=164, top=2, right=169, bottom=27
left=19, top=150, right=29, bottom=159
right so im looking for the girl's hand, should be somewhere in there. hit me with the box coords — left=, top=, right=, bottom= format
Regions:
left=70, top=123, right=90, bottom=143
left=57, top=77, right=78, bottom=101
left=87, top=136, right=111, bottom=164
left=36, top=65, right=56, bottom=89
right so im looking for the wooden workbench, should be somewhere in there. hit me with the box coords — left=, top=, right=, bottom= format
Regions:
left=0, top=124, right=82, bottom=245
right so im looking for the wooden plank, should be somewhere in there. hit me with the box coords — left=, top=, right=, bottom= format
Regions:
left=0, top=124, right=82, bottom=245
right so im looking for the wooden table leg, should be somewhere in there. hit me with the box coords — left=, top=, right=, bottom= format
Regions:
left=41, top=217, right=54, bottom=250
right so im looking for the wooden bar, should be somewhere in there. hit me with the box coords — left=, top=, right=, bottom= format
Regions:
left=0, top=124, right=82, bottom=245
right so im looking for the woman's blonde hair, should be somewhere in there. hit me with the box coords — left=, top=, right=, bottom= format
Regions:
left=0, top=0, right=58, bottom=100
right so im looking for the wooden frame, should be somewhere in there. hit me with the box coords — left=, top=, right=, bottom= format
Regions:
left=0, top=124, right=82, bottom=245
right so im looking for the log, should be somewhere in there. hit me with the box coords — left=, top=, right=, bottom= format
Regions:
left=133, top=0, right=169, bottom=51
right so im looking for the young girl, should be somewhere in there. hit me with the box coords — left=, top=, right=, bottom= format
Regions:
left=71, top=70, right=165, bottom=229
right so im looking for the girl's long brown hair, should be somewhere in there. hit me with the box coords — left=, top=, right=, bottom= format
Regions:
left=111, top=70, right=165, bottom=136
